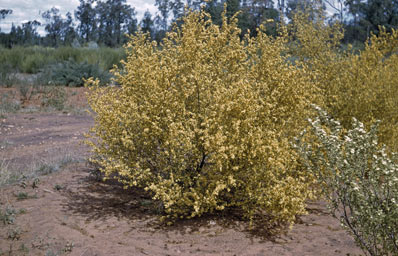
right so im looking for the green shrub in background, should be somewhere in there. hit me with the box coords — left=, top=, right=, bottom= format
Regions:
left=21, top=53, right=48, bottom=74
left=294, top=106, right=398, bottom=256
left=42, top=60, right=111, bottom=87
left=0, top=46, right=25, bottom=70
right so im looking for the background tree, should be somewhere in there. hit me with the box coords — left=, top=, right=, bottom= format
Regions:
left=203, top=0, right=224, bottom=26
left=226, top=0, right=241, bottom=19
left=140, top=10, right=155, bottom=38
left=0, top=9, right=12, bottom=19
left=170, top=0, right=185, bottom=24
left=0, top=9, right=12, bottom=32
left=240, top=0, right=279, bottom=36
left=20, top=20, right=41, bottom=45
left=345, top=0, right=398, bottom=42
left=125, top=8, right=138, bottom=38
left=154, top=0, right=172, bottom=41
left=286, top=0, right=325, bottom=21
left=0, top=9, right=13, bottom=46
left=63, top=12, right=77, bottom=45
left=42, top=8, right=76, bottom=46
left=8, top=24, right=23, bottom=46
left=96, top=0, right=137, bottom=47
left=75, top=0, right=98, bottom=43
left=322, top=0, right=346, bottom=23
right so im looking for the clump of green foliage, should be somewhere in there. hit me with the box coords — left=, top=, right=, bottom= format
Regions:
left=42, top=60, right=111, bottom=87
left=86, top=10, right=318, bottom=225
left=0, top=205, right=17, bottom=225
left=294, top=106, right=398, bottom=256
left=40, top=87, right=66, bottom=110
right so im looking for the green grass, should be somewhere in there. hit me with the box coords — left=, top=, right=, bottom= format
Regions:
left=0, top=45, right=125, bottom=76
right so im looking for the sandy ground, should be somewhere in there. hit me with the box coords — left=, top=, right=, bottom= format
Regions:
left=0, top=91, right=364, bottom=256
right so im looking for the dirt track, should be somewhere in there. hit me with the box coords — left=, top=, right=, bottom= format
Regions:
left=0, top=112, right=363, bottom=255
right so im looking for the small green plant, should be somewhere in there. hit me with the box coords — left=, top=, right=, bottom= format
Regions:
left=15, top=192, right=29, bottom=200
left=7, top=226, right=22, bottom=240
left=19, top=243, right=29, bottom=254
left=32, top=177, right=40, bottom=188
left=54, top=184, right=63, bottom=191
left=294, top=106, right=398, bottom=256
left=19, top=180, right=27, bottom=189
left=40, top=87, right=66, bottom=111
left=62, top=241, right=74, bottom=253
left=17, top=83, right=33, bottom=102
left=0, top=205, right=17, bottom=225
left=36, top=163, right=59, bottom=175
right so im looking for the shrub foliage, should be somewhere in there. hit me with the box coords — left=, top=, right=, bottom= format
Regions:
left=86, top=10, right=317, bottom=224
left=43, top=60, right=111, bottom=87
left=291, top=13, right=398, bottom=151
left=294, top=106, right=398, bottom=256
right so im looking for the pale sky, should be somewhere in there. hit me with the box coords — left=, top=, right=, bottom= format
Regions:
left=0, top=0, right=157, bottom=34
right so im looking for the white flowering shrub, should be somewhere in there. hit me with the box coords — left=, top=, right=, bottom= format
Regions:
left=294, top=106, right=398, bottom=256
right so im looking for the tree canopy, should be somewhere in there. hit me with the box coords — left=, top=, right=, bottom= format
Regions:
left=0, top=0, right=397, bottom=47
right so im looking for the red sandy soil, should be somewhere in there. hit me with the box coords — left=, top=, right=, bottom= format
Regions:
left=0, top=88, right=363, bottom=256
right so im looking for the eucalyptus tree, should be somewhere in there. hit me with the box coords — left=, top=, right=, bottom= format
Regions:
left=0, top=9, right=12, bottom=33
left=42, top=8, right=76, bottom=46
left=96, top=0, right=137, bottom=47
left=21, top=20, right=41, bottom=45
left=75, top=0, right=98, bottom=42
left=345, top=0, right=398, bottom=40
left=140, top=10, right=155, bottom=38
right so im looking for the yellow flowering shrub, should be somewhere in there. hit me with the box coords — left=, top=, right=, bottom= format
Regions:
left=86, top=10, right=318, bottom=224
left=291, top=13, right=398, bottom=150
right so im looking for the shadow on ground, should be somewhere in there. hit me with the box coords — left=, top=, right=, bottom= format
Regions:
left=63, top=167, right=301, bottom=242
